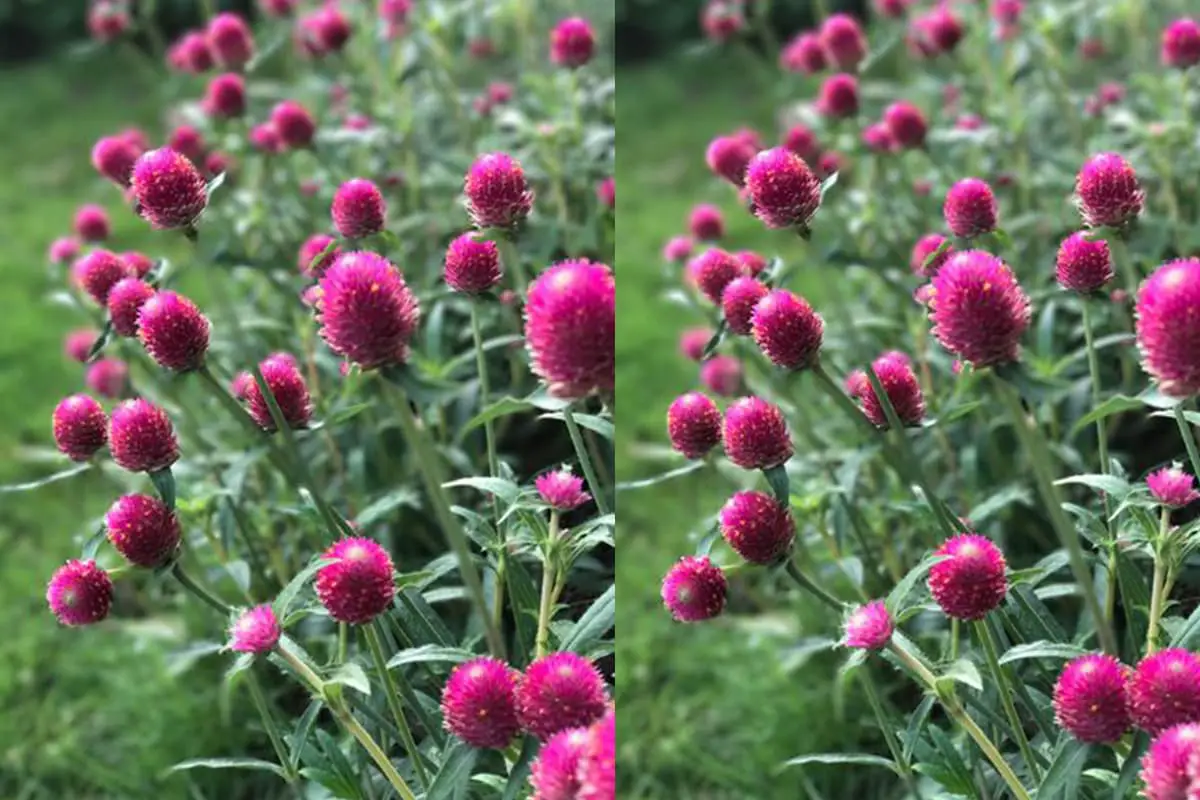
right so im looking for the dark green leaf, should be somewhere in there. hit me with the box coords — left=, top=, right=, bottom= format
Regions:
left=1055, top=473, right=1132, bottom=499
left=326, top=663, right=370, bottom=696
left=997, top=641, right=1088, bottom=665
left=1069, top=395, right=1144, bottom=436
left=562, top=585, right=615, bottom=654
left=386, top=645, right=474, bottom=670
left=289, top=699, right=322, bottom=773
left=426, top=741, right=478, bottom=800
left=701, top=319, right=728, bottom=360
left=501, top=737, right=539, bottom=800
left=273, top=558, right=333, bottom=619
left=0, top=462, right=90, bottom=494
left=149, top=467, right=176, bottom=510
left=443, top=476, right=520, bottom=505
left=1038, top=738, right=1090, bottom=800
left=86, top=320, right=114, bottom=362
left=459, top=397, right=534, bottom=436
left=886, top=555, right=944, bottom=615
left=763, top=464, right=790, bottom=504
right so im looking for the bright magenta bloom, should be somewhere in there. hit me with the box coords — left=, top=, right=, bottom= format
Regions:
left=911, top=233, right=952, bottom=276
left=85, top=358, right=129, bottom=399
left=1136, top=258, right=1200, bottom=396
left=250, top=123, right=282, bottom=154
left=667, top=391, right=722, bottom=459
left=331, top=178, right=386, bottom=238
left=661, top=555, right=726, bottom=622
left=706, top=135, right=757, bottom=187
left=464, top=153, right=534, bottom=229
left=204, top=72, right=245, bottom=118
left=49, top=237, right=81, bottom=265
left=928, top=250, right=1031, bottom=367
left=173, top=30, right=214, bottom=73
left=719, top=490, right=795, bottom=564
left=298, top=233, right=340, bottom=277
left=244, top=353, right=312, bottom=430
left=317, top=251, right=420, bottom=369
left=862, top=122, right=895, bottom=154
left=107, top=277, right=156, bottom=337
left=1162, top=18, right=1200, bottom=68
left=53, top=394, right=107, bottom=462
left=751, top=289, right=823, bottom=370
left=1055, top=232, right=1113, bottom=293
left=74, top=250, right=128, bottom=305
left=1148, top=466, right=1200, bottom=508
left=535, top=469, right=592, bottom=511
left=109, top=398, right=179, bottom=473
left=271, top=100, right=317, bottom=148
left=702, top=1, right=744, bottom=42
left=444, top=233, right=502, bottom=294
left=943, top=178, right=997, bottom=238
left=516, top=652, right=608, bottom=740
left=138, top=291, right=209, bottom=371
left=783, top=124, right=821, bottom=162
left=1140, top=723, right=1200, bottom=800
left=819, top=13, right=867, bottom=69
left=780, top=32, right=826, bottom=74
left=1052, top=653, right=1131, bottom=743
left=817, top=73, right=859, bottom=119
left=121, top=251, right=154, bottom=278
left=131, top=148, right=208, bottom=230
left=530, top=727, right=588, bottom=800
left=92, top=136, right=140, bottom=187
left=441, top=657, right=521, bottom=748
left=688, top=203, right=724, bottom=241
left=88, top=1, right=129, bottom=41
left=745, top=147, right=822, bottom=232
left=883, top=101, right=927, bottom=149
left=315, top=537, right=396, bottom=624
left=47, top=560, right=112, bottom=626
left=550, top=17, right=595, bottom=67
left=64, top=329, right=98, bottom=363
left=105, top=493, right=181, bottom=567
left=524, top=260, right=615, bottom=399
left=874, top=0, right=909, bottom=19
left=576, top=708, right=615, bottom=800
left=850, top=352, right=925, bottom=428
left=919, top=6, right=964, bottom=53
left=690, top=248, right=742, bottom=305
left=74, top=204, right=110, bottom=242
left=843, top=600, right=893, bottom=650
left=259, top=0, right=296, bottom=17
left=1129, top=649, right=1200, bottom=735
left=206, top=12, right=255, bottom=69
left=738, top=250, right=768, bottom=276
left=1075, top=152, right=1143, bottom=229
left=228, top=605, right=281, bottom=654
left=664, top=237, right=694, bottom=264
left=596, top=176, right=614, bottom=208
left=928, top=534, right=1008, bottom=620
left=722, top=396, right=791, bottom=470
left=701, top=355, right=743, bottom=397
left=311, top=5, right=352, bottom=52
left=679, top=328, right=712, bottom=361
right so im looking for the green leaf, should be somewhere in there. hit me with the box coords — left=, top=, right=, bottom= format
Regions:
left=903, top=694, right=935, bottom=763
left=273, top=558, right=333, bottom=620
left=1055, top=473, right=1132, bottom=499
left=701, top=319, right=728, bottom=360
left=502, top=737, right=539, bottom=800
left=168, top=757, right=285, bottom=779
left=561, top=585, right=615, bottom=654
left=616, top=460, right=705, bottom=491
left=779, top=753, right=898, bottom=774
left=386, top=645, right=475, bottom=670
left=997, top=641, right=1089, bottom=665
left=1037, top=738, right=1091, bottom=800
left=81, top=523, right=107, bottom=560
left=149, top=467, right=176, bottom=510
left=86, top=319, right=114, bottom=362
left=938, top=658, right=983, bottom=693
left=1113, top=734, right=1149, bottom=800
left=459, top=397, right=534, bottom=437
left=355, top=488, right=421, bottom=528
left=443, top=476, right=520, bottom=505
left=818, top=171, right=839, bottom=202
left=326, top=663, right=371, bottom=696
left=886, top=554, right=944, bottom=615
left=918, top=237, right=952, bottom=275
left=0, top=462, right=90, bottom=494
left=204, top=171, right=227, bottom=202
left=763, top=464, right=790, bottom=504
left=1169, top=601, right=1200, bottom=649
left=289, top=699, right=322, bottom=773
left=540, top=411, right=614, bottom=439
left=1069, top=395, right=1144, bottom=437
left=426, top=741, right=478, bottom=800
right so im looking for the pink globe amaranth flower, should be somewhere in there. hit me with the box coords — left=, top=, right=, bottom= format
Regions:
left=596, top=176, right=614, bottom=209
left=121, top=251, right=154, bottom=279
left=550, top=17, right=595, bottom=67
left=817, top=73, right=859, bottom=119
left=783, top=124, right=821, bottom=163
left=679, top=327, right=712, bottom=361
left=343, top=112, right=372, bottom=131
left=311, top=6, right=353, bottom=52
left=722, top=277, right=769, bottom=336
left=205, top=151, right=232, bottom=177
left=317, top=251, right=420, bottom=369
left=105, top=493, right=181, bottom=568
left=175, top=30, right=214, bottom=73
left=48, top=236, right=80, bottom=265
left=738, top=250, right=768, bottom=277
left=298, top=233, right=340, bottom=277
left=260, top=0, right=296, bottom=17
left=752, top=289, right=823, bottom=370
left=745, top=147, right=822, bottom=232
left=331, top=178, right=386, bottom=238
left=53, top=394, right=107, bottom=461
left=1142, top=723, right=1200, bottom=800
left=1163, top=18, right=1200, bottom=68
left=250, top=123, right=282, bottom=154
left=92, top=135, right=140, bottom=186
left=576, top=708, right=615, bottom=800
left=444, top=232, right=501, bottom=294
left=441, top=657, right=521, bottom=749
left=820, top=13, right=868, bottom=69
left=719, top=490, right=795, bottom=564
left=207, top=12, right=255, bottom=69
left=464, top=153, right=534, bottom=230
left=138, top=291, right=209, bottom=372
left=688, top=204, right=724, bottom=242
left=690, top=248, right=742, bottom=305
left=106, top=277, right=156, bottom=337
left=74, top=204, right=110, bottom=242
left=702, top=0, right=744, bottom=41
left=883, top=101, right=928, bottom=149
left=300, top=179, right=321, bottom=197
left=928, top=534, right=1008, bottom=620
left=1075, top=152, right=1144, bottom=229
left=536, top=470, right=592, bottom=511
left=244, top=354, right=312, bottom=431
left=817, top=151, right=845, bottom=180
left=1052, top=653, right=1131, bottom=743
left=228, top=604, right=281, bottom=654
left=1080, top=37, right=1105, bottom=59
left=271, top=100, right=317, bottom=149
left=517, top=652, right=608, bottom=740
left=943, top=178, right=997, bottom=238
left=1098, top=82, right=1125, bottom=106
left=47, top=560, right=112, bottom=626
left=706, top=135, right=757, bottom=188
left=722, top=396, right=792, bottom=470
left=701, top=355, right=744, bottom=397
left=843, top=600, right=893, bottom=650
left=204, top=73, right=246, bottom=118
left=955, top=113, right=984, bottom=131
left=851, top=353, right=925, bottom=428
left=64, top=328, right=98, bottom=363
left=874, top=0, right=909, bottom=19
left=74, top=250, right=128, bottom=305
left=862, top=123, right=895, bottom=154
left=913, top=179, right=933, bottom=197
left=780, top=32, right=826, bottom=73
left=109, top=398, right=179, bottom=473
left=524, top=260, right=615, bottom=400
left=1136, top=259, right=1200, bottom=397
left=468, top=37, right=495, bottom=59
left=921, top=6, right=964, bottom=53
left=168, top=124, right=206, bottom=163
left=88, top=1, right=129, bottom=41
left=911, top=233, right=953, bottom=276
left=667, top=392, right=722, bottom=459
left=85, top=358, right=129, bottom=399
left=315, top=537, right=396, bottom=624
left=1148, top=466, right=1200, bottom=508
left=928, top=250, right=1030, bottom=367
left=131, top=148, right=208, bottom=230
left=661, top=555, right=726, bottom=622
left=991, top=0, right=1024, bottom=26
left=231, top=371, right=254, bottom=400
left=530, top=727, right=589, bottom=800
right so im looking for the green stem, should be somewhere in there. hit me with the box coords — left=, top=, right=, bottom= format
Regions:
left=364, top=622, right=430, bottom=790
left=859, top=670, right=922, bottom=799
left=783, top=559, right=846, bottom=612
left=1174, top=403, right=1200, bottom=479
left=563, top=404, right=611, bottom=515
left=974, top=621, right=1041, bottom=781
left=497, top=237, right=528, bottom=296
left=1147, top=507, right=1171, bottom=656
left=245, top=670, right=300, bottom=790
left=470, top=303, right=500, bottom=484
left=1110, top=236, right=1140, bottom=298
left=1083, top=301, right=1120, bottom=632
left=535, top=513, right=559, bottom=659
left=172, top=562, right=233, bottom=614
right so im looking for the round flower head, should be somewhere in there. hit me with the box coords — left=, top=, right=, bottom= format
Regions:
left=667, top=391, right=722, bottom=459
left=444, top=232, right=502, bottom=294
left=688, top=204, right=724, bottom=241
left=751, top=289, right=823, bottom=370
left=105, top=493, right=181, bottom=567
left=550, top=17, right=595, bottom=67
left=851, top=353, right=925, bottom=428
left=664, top=237, right=694, bottom=265
left=64, top=328, right=98, bottom=363
left=46, top=560, right=112, bottom=626
left=820, top=13, right=867, bottom=69
left=702, top=1, right=744, bottom=41
left=298, top=233, right=340, bottom=277
left=874, top=0, right=909, bottom=19
left=577, top=708, right=615, bottom=800
left=74, top=250, right=128, bottom=305
left=441, top=657, right=520, bottom=749
left=738, top=250, right=768, bottom=277
left=1141, top=723, right=1200, bottom=800
left=244, top=354, right=312, bottom=431
left=74, top=204, right=110, bottom=243
left=331, top=178, right=386, bottom=238
left=783, top=124, right=821, bottom=162
left=781, top=32, right=826, bottom=74
left=131, top=148, right=208, bottom=230
left=53, top=394, right=107, bottom=461
left=315, top=537, right=396, bottom=624
left=943, top=178, right=997, bottom=238
left=1052, top=653, right=1131, bottom=743
left=48, top=236, right=80, bottom=265
left=1162, top=18, right=1200, bottom=68
left=464, top=153, right=534, bottom=229
left=921, top=6, right=964, bottom=53
left=596, top=176, right=614, bottom=209
left=524, top=260, right=615, bottom=400
left=92, top=135, right=140, bottom=187
left=311, top=5, right=353, bottom=52
left=86, top=358, right=129, bottom=399
left=204, top=72, right=245, bottom=118
left=719, top=490, right=795, bottom=564
left=679, top=328, right=712, bottom=361
left=690, top=248, right=742, bottom=305
left=1075, top=152, right=1143, bottom=229
left=530, top=727, right=588, bottom=800
left=1148, top=466, right=1200, bottom=508
left=1056, top=232, right=1113, bottom=293
left=168, top=124, right=206, bottom=163
left=88, top=1, right=128, bottom=41
left=745, top=147, right=822, bottom=232
left=928, top=534, right=1008, bottom=620
left=1136, top=259, right=1200, bottom=397
left=911, top=233, right=953, bottom=276
left=843, top=600, right=893, bottom=650
left=271, top=100, right=316, bottom=149
left=516, top=652, right=608, bottom=740
left=109, top=398, right=179, bottom=473
left=883, top=101, right=928, bottom=149
left=138, top=291, right=209, bottom=371
left=106, top=277, right=156, bottom=337
left=260, top=0, right=296, bottom=17
left=228, top=605, right=280, bottom=654
left=661, top=553, right=730, bottom=627
left=706, top=135, right=757, bottom=187
left=817, top=73, right=859, bottom=119
left=230, top=371, right=254, bottom=400
left=862, top=123, right=895, bottom=154
left=317, top=251, right=420, bottom=369
left=535, top=469, right=592, bottom=511
left=928, top=250, right=1031, bottom=367
left=206, top=12, right=255, bottom=69
left=121, top=251, right=154, bottom=279
left=1129, top=649, right=1200, bottom=735
left=174, top=30, right=214, bottom=73
left=701, top=355, right=744, bottom=397
left=250, top=123, right=281, bottom=154
left=722, top=396, right=791, bottom=469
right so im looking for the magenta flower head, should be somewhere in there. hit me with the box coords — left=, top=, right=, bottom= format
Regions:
left=105, top=493, right=181, bottom=567
left=943, top=178, right=997, bottom=238
left=311, top=5, right=353, bottom=52
left=260, top=0, right=296, bottom=17
left=1141, top=723, right=1200, bottom=800
left=88, top=1, right=129, bottom=41
left=442, top=657, right=521, bottom=749
left=843, top=600, right=893, bottom=650
left=49, top=236, right=81, bottom=265
left=206, top=12, right=255, bottom=69
left=536, top=469, right=592, bottom=511
left=53, top=394, right=107, bottom=461
left=679, top=328, right=712, bottom=361
left=92, top=135, right=140, bottom=187
left=464, top=153, right=534, bottom=230
left=271, top=100, right=317, bottom=149
left=86, top=358, right=129, bottom=399
left=74, top=204, right=110, bottom=243
left=444, top=232, right=502, bottom=294
left=922, top=6, right=964, bottom=53
left=661, top=555, right=726, bottom=622
left=524, top=260, right=615, bottom=400
left=231, top=371, right=254, bottom=400
left=1075, top=152, right=1143, bottom=229
left=121, top=251, right=153, bottom=278
left=550, top=17, right=595, bottom=67
left=719, top=490, right=795, bottom=564
left=228, top=605, right=280, bottom=654
left=74, top=250, right=128, bottom=305
left=516, top=652, right=608, bottom=740
left=745, top=147, right=823, bottom=233
left=131, top=148, right=208, bottom=230
left=1056, top=232, right=1113, bottom=293
left=688, top=204, right=725, bottom=242
left=883, top=101, right=928, bottom=149
left=783, top=123, right=821, bottom=162
left=690, top=248, right=742, bottom=305
left=862, top=122, right=895, bottom=154
left=315, top=537, right=396, bottom=624
left=64, top=329, right=97, bottom=363
left=738, top=250, right=768, bottom=277
left=530, top=727, right=589, bottom=800
left=298, top=233, right=340, bottom=277
left=1130, top=649, right=1200, bottom=734
left=701, top=355, right=744, bottom=397
left=106, top=277, right=156, bottom=337
left=1136, top=258, right=1200, bottom=397
left=664, top=236, right=694, bottom=264
left=250, top=122, right=282, bottom=154
left=1052, top=653, right=1131, bottom=743
left=204, top=72, right=246, bottom=118
left=706, top=135, right=757, bottom=188
left=667, top=391, right=722, bottom=459
left=817, top=73, right=859, bottom=119
left=929, top=534, right=1007, bottom=620
left=851, top=352, right=925, bottom=428
left=702, top=0, right=744, bottom=41
left=820, top=13, right=867, bottom=69
left=244, top=354, right=312, bottom=431
left=911, top=233, right=953, bottom=276
left=928, top=250, right=1031, bottom=367
left=596, top=176, right=614, bottom=209
left=317, top=251, right=420, bottom=369
left=331, top=178, right=386, bottom=238
left=47, top=560, right=112, bottom=626
left=722, top=396, right=791, bottom=470
left=109, top=398, right=179, bottom=473
left=1148, top=465, right=1200, bottom=508
left=1162, top=18, right=1200, bottom=68
left=752, top=289, right=823, bottom=370
left=781, top=32, right=826, bottom=74
left=874, top=0, right=909, bottom=19
left=138, top=291, right=210, bottom=372
left=577, top=708, right=615, bottom=800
